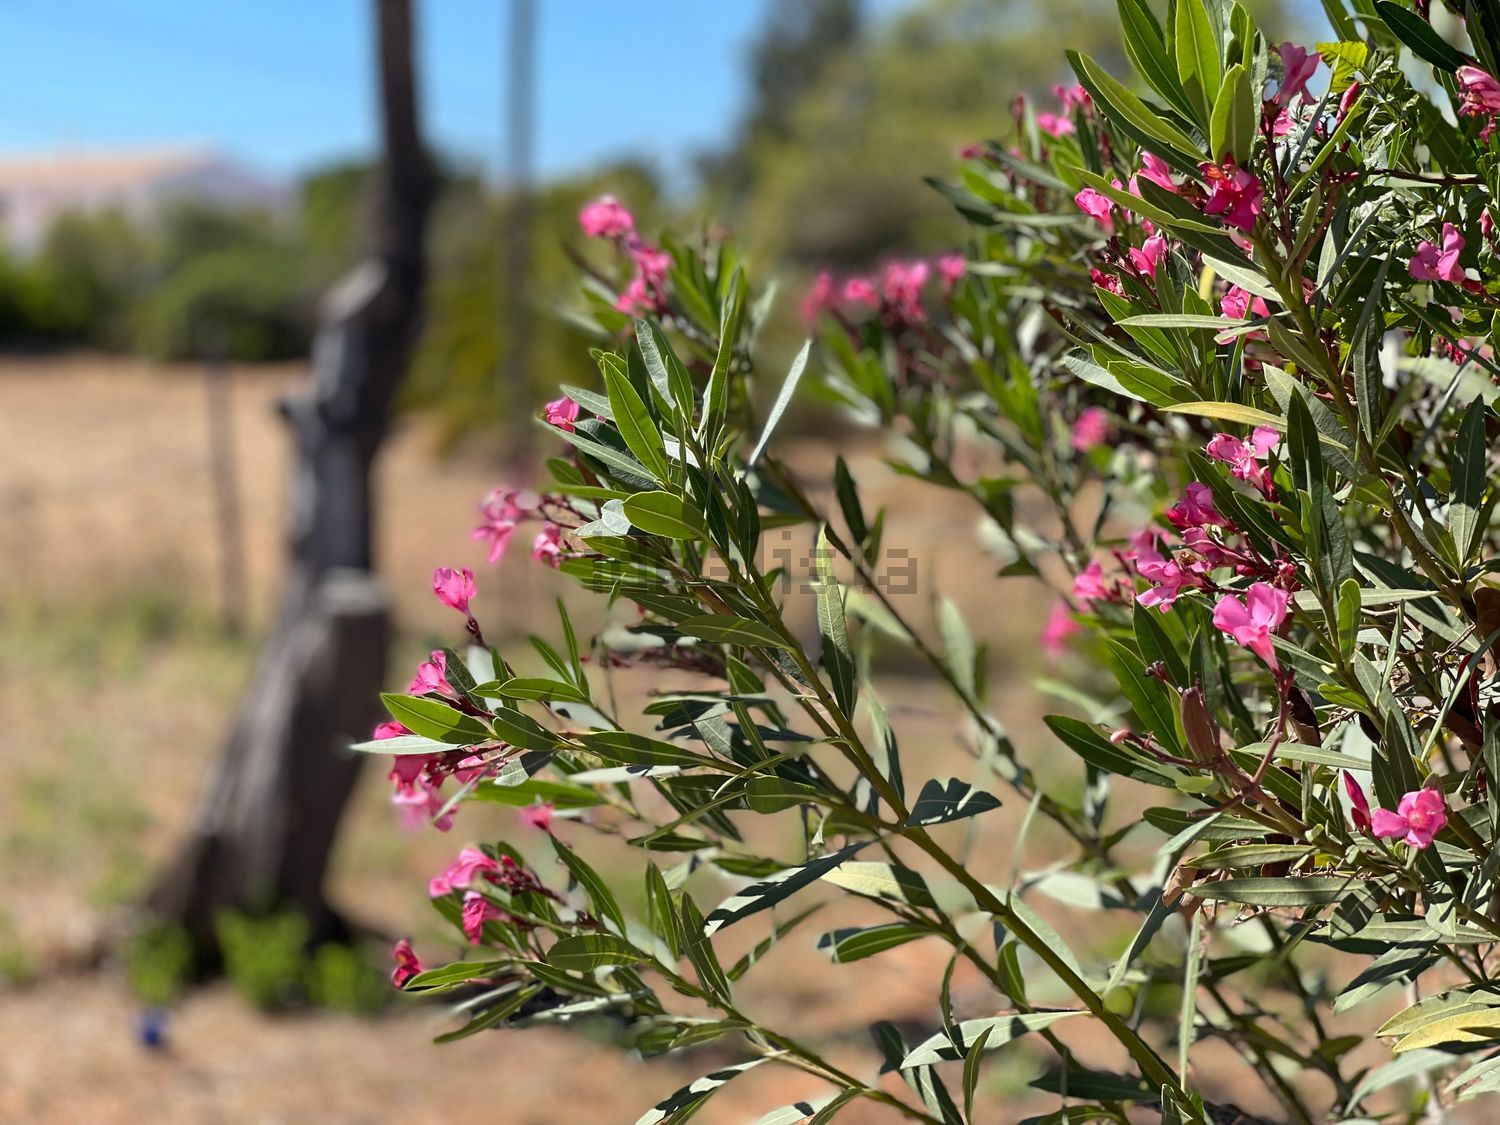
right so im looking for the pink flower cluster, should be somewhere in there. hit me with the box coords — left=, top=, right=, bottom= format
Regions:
left=427, top=846, right=560, bottom=942
left=1212, top=582, right=1290, bottom=669
left=1072, top=434, right=1290, bottom=616
left=577, top=194, right=673, bottom=316
left=1198, top=161, right=1263, bottom=233
left=1274, top=43, right=1320, bottom=105
left=1206, top=426, right=1278, bottom=496
left=1409, top=223, right=1465, bottom=284
left=801, top=254, right=965, bottom=324
left=1456, top=65, right=1500, bottom=140
left=1035, top=83, right=1091, bottom=138
left=1344, top=774, right=1449, bottom=850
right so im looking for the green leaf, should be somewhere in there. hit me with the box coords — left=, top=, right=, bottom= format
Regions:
left=1117, top=0, right=1196, bottom=118
left=1452, top=398, right=1489, bottom=564
left=817, top=923, right=929, bottom=963
left=547, top=934, right=646, bottom=972
left=813, top=527, right=857, bottom=715
left=905, top=778, right=1002, bottom=826
left=1394, top=1006, right=1500, bottom=1053
left=379, top=693, right=491, bottom=744
left=604, top=367, right=670, bottom=483
left=1209, top=63, right=1254, bottom=164
left=1336, top=578, right=1361, bottom=659
left=748, top=339, right=810, bottom=465
left=1174, top=0, right=1223, bottom=126
left=1194, top=876, right=1353, bottom=906
left=1162, top=401, right=1283, bottom=428
left=700, top=267, right=745, bottom=442
left=702, top=842, right=868, bottom=936
left=1044, top=714, right=1180, bottom=787
left=552, top=837, right=626, bottom=932
left=938, top=597, right=977, bottom=699
left=634, top=1057, right=770, bottom=1125
left=678, top=614, right=794, bottom=651
left=1068, top=50, right=1203, bottom=173
left=1030, top=1069, right=1155, bottom=1101
left=1179, top=912, right=1202, bottom=1075
left=485, top=677, right=590, bottom=705
left=702, top=846, right=870, bottom=942
left=621, top=491, right=706, bottom=540
left=1374, top=0, right=1469, bottom=71
left=348, top=732, right=451, bottom=756
left=466, top=777, right=601, bottom=810
left=901, top=1011, right=1083, bottom=1067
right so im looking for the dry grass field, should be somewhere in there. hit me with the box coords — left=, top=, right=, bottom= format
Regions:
left=1, top=354, right=1479, bottom=1122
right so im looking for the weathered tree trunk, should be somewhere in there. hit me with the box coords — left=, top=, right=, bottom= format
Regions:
left=149, top=0, right=435, bottom=960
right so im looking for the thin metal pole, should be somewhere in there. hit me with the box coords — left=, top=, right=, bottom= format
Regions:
left=502, top=0, right=537, bottom=462
left=205, top=348, right=246, bottom=633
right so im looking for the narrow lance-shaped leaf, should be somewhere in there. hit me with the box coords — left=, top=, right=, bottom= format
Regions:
left=702, top=842, right=868, bottom=936
left=748, top=338, right=810, bottom=466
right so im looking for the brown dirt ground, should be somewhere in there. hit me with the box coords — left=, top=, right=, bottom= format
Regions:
left=1, top=354, right=1490, bottom=1122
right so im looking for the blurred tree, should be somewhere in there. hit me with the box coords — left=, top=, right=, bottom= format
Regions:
left=732, top=0, right=1287, bottom=267
left=19, top=210, right=147, bottom=345
left=699, top=0, right=864, bottom=203
left=149, top=0, right=435, bottom=965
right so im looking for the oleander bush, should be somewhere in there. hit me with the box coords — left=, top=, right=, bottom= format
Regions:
left=362, top=0, right=1500, bottom=1118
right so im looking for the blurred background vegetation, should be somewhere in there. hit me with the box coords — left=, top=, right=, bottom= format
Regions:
left=0, top=0, right=1290, bottom=443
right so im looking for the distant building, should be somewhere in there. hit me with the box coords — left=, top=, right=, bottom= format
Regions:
left=0, top=147, right=286, bottom=253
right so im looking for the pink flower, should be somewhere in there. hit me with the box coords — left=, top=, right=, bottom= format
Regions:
left=958, top=142, right=988, bottom=160
left=1037, top=112, right=1075, bottom=137
left=1484, top=210, right=1496, bottom=244
left=1270, top=107, right=1295, bottom=138
left=1071, top=406, right=1110, bottom=452
left=579, top=195, right=634, bottom=239
left=1075, top=187, right=1115, bottom=232
left=461, top=891, right=505, bottom=944
left=1041, top=602, right=1080, bottom=658
left=532, top=522, right=564, bottom=568
left=1206, top=427, right=1279, bottom=491
left=472, top=488, right=538, bottom=565
left=373, top=720, right=410, bottom=741
left=409, top=649, right=452, bottom=696
left=1343, top=773, right=1371, bottom=834
left=519, top=803, right=555, bottom=831
left=1073, top=560, right=1110, bottom=607
left=392, top=774, right=453, bottom=832
left=1128, top=233, right=1168, bottom=279
left=432, top=566, right=476, bottom=615
left=937, top=254, right=965, bottom=294
left=1054, top=84, right=1090, bottom=111
left=801, top=269, right=836, bottom=322
left=1409, top=223, right=1465, bottom=283
left=842, top=277, right=879, bottom=307
left=1371, top=788, right=1448, bottom=849
left=1211, top=582, right=1290, bottom=669
left=1135, top=546, right=1201, bottom=611
left=629, top=243, right=673, bottom=288
left=429, top=846, right=501, bottom=898
left=1276, top=43, right=1320, bottom=103
left=543, top=396, right=580, bottom=432
left=1166, top=482, right=1223, bottom=529
left=615, top=274, right=656, bottom=316
left=1457, top=65, right=1500, bottom=118
left=1089, top=268, right=1124, bottom=297
left=1200, top=163, right=1263, bottom=233
left=1220, top=285, right=1271, bottom=320
left=1335, top=81, right=1361, bottom=128
left=1138, top=152, right=1178, bottom=193
left=391, top=939, right=423, bottom=988
left=881, top=260, right=930, bottom=320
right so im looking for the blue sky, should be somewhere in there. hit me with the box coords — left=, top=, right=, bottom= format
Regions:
left=0, top=1, right=904, bottom=183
